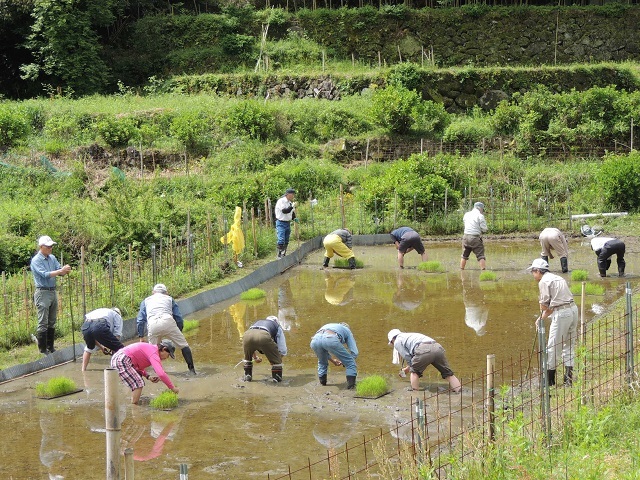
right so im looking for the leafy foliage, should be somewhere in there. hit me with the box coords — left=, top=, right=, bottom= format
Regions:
left=598, top=152, right=640, bottom=212
left=369, top=85, right=420, bottom=134
left=0, top=104, right=30, bottom=148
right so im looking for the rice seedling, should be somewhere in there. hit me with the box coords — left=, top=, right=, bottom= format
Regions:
left=182, top=319, right=200, bottom=333
left=479, top=271, right=497, bottom=281
left=570, top=282, right=605, bottom=295
left=150, top=390, right=179, bottom=409
left=417, top=261, right=444, bottom=272
left=240, top=288, right=266, bottom=300
left=333, top=258, right=364, bottom=269
left=571, top=270, right=588, bottom=281
left=35, top=376, right=78, bottom=398
left=355, top=375, right=390, bottom=398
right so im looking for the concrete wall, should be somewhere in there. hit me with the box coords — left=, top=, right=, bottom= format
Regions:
left=0, top=234, right=391, bottom=383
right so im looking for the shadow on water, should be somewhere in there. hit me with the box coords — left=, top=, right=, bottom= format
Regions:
left=0, top=240, right=635, bottom=479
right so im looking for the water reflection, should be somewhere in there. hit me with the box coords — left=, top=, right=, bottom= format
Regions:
left=39, top=404, right=67, bottom=479
left=392, top=270, right=424, bottom=311
left=324, top=271, right=355, bottom=306
left=461, top=271, right=488, bottom=336
left=278, top=280, right=297, bottom=330
left=122, top=411, right=182, bottom=462
left=312, top=414, right=360, bottom=449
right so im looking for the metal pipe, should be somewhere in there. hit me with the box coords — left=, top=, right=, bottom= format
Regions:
left=105, top=368, right=121, bottom=480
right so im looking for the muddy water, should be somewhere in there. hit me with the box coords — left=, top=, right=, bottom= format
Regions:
left=0, top=239, right=635, bottom=479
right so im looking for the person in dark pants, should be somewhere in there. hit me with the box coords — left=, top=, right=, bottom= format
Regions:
left=389, top=227, right=427, bottom=269
left=590, top=236, right=626, bottom=277
left=275, top=188, right=296, bottom=258
left=81, top=307, right=125, bottom=371
left=242, top=315, right=288, bottom=382
left=387, top=329, right=461, bottom=392
left=30, top=235, right=72, bottom=355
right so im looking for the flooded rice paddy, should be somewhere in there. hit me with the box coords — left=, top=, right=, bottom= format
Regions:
left=0, top=238, right=636, bottom=479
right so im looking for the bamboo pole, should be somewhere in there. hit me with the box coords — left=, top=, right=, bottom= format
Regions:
left=105, top=368, right=122, bottom=480
left=486, top=354, right=495, bottom=442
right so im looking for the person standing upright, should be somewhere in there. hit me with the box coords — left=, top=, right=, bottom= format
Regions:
left=322, top=228, right=356, bottom=269
left=136, top=284, right=196, bottom=374
left=539, top=227, right=569, bottom=273
left=590, top=236, right=626, bottom=277
left=274, top=188, right=296, bottom=258
left=389, top=226, right=427, bottom=269
left=30, top=235, right=72, bottom=354
left=460, top=202, right=488, bottom=270
left=527, top=258, right=578, bottom=387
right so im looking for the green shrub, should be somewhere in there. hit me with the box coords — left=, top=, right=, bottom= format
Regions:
left=412, top=100, right=451, bottom=138
left=571, top=270, right=589, bottom=282
left=240, top=288, right=266, bottom=300
left=479, top=271, right=497, bottom=281
left=417, top=261, right=444, bottom=272
left=95, top=116, right=138, bottom=148
left=355, top=375, right=390, bottom=397
left=0, top=104, right=30, bottom=148
left=225, top=101, right=276, bottom=141
left=35, top=377, right=78, bottom=398
left=369, top=85, right=420, bottom=134
left=387, top=63, right=425, bottom=93
left=169, top=111, right=214, bottom=155
left=598, top=152, right=640, bottom=212
left=149, top=390, right=179, bottom=409
left=443, top=112, right=494, bottom=144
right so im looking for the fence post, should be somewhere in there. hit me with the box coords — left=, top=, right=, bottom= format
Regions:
left=581, top=281, right=588, bottom=405
left=340, top=184, right=345, bottom=229
left=151, top=244, right=157, bottom=286
left=538, top=320, right=552, bottom=446
left=124, top=448, right=134, bottom=480
left=105, top=368, right=121, bottom=480
left=626, top=281, right=635, bottom=386
left=415, top=398, right=425, bottom=466
left=486, top=354, right=495, bottom=442
left=179, top=463, right=188, bottom=479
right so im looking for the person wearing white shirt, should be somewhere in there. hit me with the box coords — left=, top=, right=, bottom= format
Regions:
left=590, top=236, right=625, bottom=277
left=460, top=202, right=488, bottom=270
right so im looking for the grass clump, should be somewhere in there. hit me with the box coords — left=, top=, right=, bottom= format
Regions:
left=149, top=390, right=179, bottom=409
left=571, top=270, right=589, bottom=281
left=417, top=261, right=444, bottom=272
left=35, top=376, right=78, bottom=398
left=240, top=288, right=266, bottom=300
left=570, top=282, right=605, bottom=295
left=182, top=319, right=200, bottom=333
left=333, top=258, right=364, bottom=269
left=479, top=271, right=497, bottom=281
left=355, top=375, right=390, bottom=398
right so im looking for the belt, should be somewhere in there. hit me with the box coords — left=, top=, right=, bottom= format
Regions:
left=554, top=303, right=575, bottom=311
left=36, top=287, right=56, bottom=291
left=318, top=329, right=342, bottom=340
left=249, top=326, right=270, bottom=332
left=277, top=219, right=290, bottom=223
left=84, top=318, right=107, bottom=324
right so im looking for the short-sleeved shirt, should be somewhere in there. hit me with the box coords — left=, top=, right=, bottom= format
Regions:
left=538, top=272, right=574, bottom=309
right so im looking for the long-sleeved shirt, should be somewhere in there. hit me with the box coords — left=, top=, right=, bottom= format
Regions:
left=250, top=318, right=288, bottom=355
left=84, top=308, right=123, bottom=338
left=136, top=292, right=183, bottom=337
left=463, top=208, right=488, bottom=235
left=317, top=323, right=358, bottom=358
left=393, top=332, right=435, bottom=366
left=30, top=251, right=61, bottom=288
left=121, top=342, right=175, bottom=390
left=275, top=196, right=295, bottom=221
left=328, top=229, right=353, bottom=248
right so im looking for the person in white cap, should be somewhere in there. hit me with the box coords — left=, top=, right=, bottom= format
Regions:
left=539, top=227, right=570, bottom=273
left=460, top=202, right=488, bottom=270
left=80, top=307, right=125, bottom=371
left=527, top=257, right=578, bottom=387
left=111, top=339, right=179, bottom=405
left=30, top=235, right=72, bottom=354
left=136, top=284, right=196, bottom=374
left=387, top=329, right=461, bottom=392
left=274, top=188, right=297, bottom=258
left=242, top=315, right=288, bottom=382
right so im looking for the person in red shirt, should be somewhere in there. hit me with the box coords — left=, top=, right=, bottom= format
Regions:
left=111, top=339, right=179, bottom=404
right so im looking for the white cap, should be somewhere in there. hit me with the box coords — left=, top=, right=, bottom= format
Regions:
left=153, top=283, right=168, bottom=294
left=526, top=258, right=550, bottom=271
left=38, top=235, right=57, bottom=247
left=474, top=202, right=485, bottom=210
left=112, top=307, right=122, bottom=316
left=388, top=328, right=402, bottom=344
left=266, top=315, right=279, bottom=323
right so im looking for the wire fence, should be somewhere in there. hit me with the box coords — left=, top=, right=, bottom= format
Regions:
left=267, top=283, right=639, bottom=479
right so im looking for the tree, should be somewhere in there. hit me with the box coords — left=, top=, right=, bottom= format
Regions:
left=20, top=0, right=125, bottom=96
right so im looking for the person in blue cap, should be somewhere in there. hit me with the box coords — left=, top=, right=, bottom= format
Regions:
left=274, top=188, right=297, bottom=258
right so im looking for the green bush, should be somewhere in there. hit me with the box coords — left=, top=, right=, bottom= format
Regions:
left=387, top=63, right=425, bottom=93
left=598, top=152, right=640, bottom=212
left=369, top=85, right=420, bottom=134
left=169, top=111, right=214, bottom=155
left=225, top=101, right=276, bottom=141
left=443, top=111, right=494, bottom=144
left=95, top=116, right=138, bottom=148
left=412, top=100, right=451, bottom=138
left=0, top=104, right=30, bottom=148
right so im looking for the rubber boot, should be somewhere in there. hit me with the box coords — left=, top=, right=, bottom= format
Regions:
left=560, top=257, right=568, bottom=273
left=46, top=328, right=56, bottom=353
left=181, top=346, right=196, bottom=375
left=323, top=257, right=330, bottom=268
left=547, top=369, right=556, bottom=387
left=277, top=244, right=284, bottom=258
left=271, top=364, right=283, bottom=382
left=283, top=243, right=289, bottom=257
left=36, top=332, right=48, bottom=354
left=346, top=375, right=356, bottom=390
left=319, top=374, right=327, bottom=386
left=348, top=257, right=356, bottom=270
left=243, top=360, right=253, bottom=381
left=564, top=366, right=573, bottom=386
left=599, top=269, right=607, bottom=278
left=541, top=255, right=549, bottom=263
left=618, top=268, right=625, bottom=277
